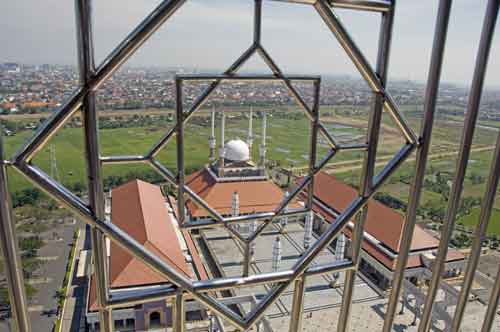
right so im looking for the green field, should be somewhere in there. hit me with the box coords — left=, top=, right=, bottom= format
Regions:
left=3, top=112, right=348, bottom=190
left=4, top=107, right=500, bottom=236
left=458, top=207, right=500, bottom=236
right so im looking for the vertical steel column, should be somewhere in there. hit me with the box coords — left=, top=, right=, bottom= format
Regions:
left=254, top=0, right=262, bottom=45
left=288, top=276, right=306, bottom=332
left=481, top=263, right=500, bottom=332
left=307, top=80, right=321, bottom=210
left=337, top=2, right=395, bottom=331
left=452, top=133, right=500, bottom=330
left=295, top=82, right=319, bottom=332
left=0, top=137, right=31, bottom=332
left=75, top=1, right=112, bottom=331
left=382, top=1, right=452, bottom=331
left=176, top=78, right=186, bottom=224
left=418, top=1, right=499, bottom=331
left=173, top=291, right=185, bottom=332
left=243, top=0, right=263, bottom=278
left=243, top=244, right=251, bottom=277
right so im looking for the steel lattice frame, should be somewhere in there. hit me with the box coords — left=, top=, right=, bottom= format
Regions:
left=0, top=1, right=498, bottom=332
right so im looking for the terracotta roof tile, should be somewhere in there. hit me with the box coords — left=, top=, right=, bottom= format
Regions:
left=109, top=180, right=192, bottom=288
left=186, top=168, right=301, bottom=217
left=306, top=172, right=464, bottom=271
left=306, top=172, right=437, bottom=253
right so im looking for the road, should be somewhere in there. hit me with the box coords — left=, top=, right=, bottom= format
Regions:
left=0, top=220, right=78, bottom=332
left=60, top=225, right=89, bottom=332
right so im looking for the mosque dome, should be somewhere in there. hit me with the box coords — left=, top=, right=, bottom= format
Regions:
left=224, top=139, right=250, bottom=162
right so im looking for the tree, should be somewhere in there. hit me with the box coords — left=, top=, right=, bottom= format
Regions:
left=19, top=236, right=44, bottom=258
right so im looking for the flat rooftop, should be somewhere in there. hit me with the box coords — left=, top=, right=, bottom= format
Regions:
left=199, top=222, right=500, bottom=332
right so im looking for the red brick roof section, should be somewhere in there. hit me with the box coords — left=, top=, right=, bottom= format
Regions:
left=308, top=172, right=438, bottom=252
left=109, top=180, right=192, bottom=288
left=303, top=172, right=464, bottom=271
left=186, top=168, right=302, bottom=217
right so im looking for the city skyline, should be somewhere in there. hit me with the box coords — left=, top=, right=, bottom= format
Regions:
left=2, top=0, right=499, bottom=87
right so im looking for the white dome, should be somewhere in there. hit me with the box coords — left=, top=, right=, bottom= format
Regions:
left=224, top=139, right=250, bottom=162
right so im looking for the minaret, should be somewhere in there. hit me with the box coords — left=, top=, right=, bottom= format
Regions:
left=231, top=191, right=240, bottom=233
left=280, top=191, right=289, bottom=232
left=249, top=220, right=257, bottom=258
left=231, top=191, right=239, bottom=217
left=332, top=232, right=346, bottom=286
left=335, top=232, right=346, bottom=261
left=259, top=112, right=267, bottom=172
left=208, top=107, right=216, bottom=162
left=272, top=236, right=282, bottom=272
left=247, top=108, right=254, bottom=150
left=218, top=111, right=225, bottom=176
left=304, top=210, right=313, bottom=250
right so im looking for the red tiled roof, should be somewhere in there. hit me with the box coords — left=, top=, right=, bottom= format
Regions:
left=89, top=180, right=204, bottom=312
left=186, top=168, right=301, bottom=217
left=109, top=180, right=192, bottom=288
left=308, top=172, right=437, bottom=252
left=305, top=172, right=464, bottom=271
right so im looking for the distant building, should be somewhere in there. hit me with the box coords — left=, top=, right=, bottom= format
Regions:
left=299, top=172, right=465, bottom=293
left=1, top=62, right=21, bottom=73
left=86, top=180, right=209, bottom=331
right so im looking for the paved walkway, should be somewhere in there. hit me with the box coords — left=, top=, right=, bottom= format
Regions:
left=60, top=225, right=89, bottom=332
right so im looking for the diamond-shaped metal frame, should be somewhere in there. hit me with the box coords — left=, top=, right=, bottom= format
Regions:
left=169, top=74, right=322, bottom=245
left=1, top=1, right=429, bottom=332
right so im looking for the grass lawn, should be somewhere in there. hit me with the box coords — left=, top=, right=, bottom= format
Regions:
left=458, top=207, right=500, bottom=236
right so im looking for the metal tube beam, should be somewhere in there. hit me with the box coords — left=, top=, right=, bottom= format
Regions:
left=108, top=261, right=354, bottom=310
left=318, top=122, right=339, bottom=149
left=254, top=0, right=263, bottom=44
left=11, top=163, right=250, bottom=329
left=176, top=79, right=186, bottom=224
left=181, top=44, right=258, bottom=124
left=100, top=155, right=149, bottom=164
left=452, top=132, right=500, bottom=331
left=481, top=264, right=500, bottom=332
left=419, top=1, right=498, bottom=330
left=338, top=1, right=395, bottom=330
left=245, top=196, right=365, bottom=327
left=0, top=138, right=31, bottom=332
left=243, top=243, right=252, bottom=277
left=12, top=89, right=85, bottom=163
left=173, top=291, right=185, bottom=332
left=11, top=164, right=194, bottom=289
left=13, top=0, right=187, bottom=164
left=288, top=277, right=306, bottom=332
left=193, top=260, right=354, bottom=293
left=76, top=1, right=112, bottom=330
left=246, top=78, right=321, bottom=243
left=147, top=127, right=176, bottom=158
left=330, top=0, right=391, bottom=12
left=183, top=186, right=224, bottom=222
left=243, top=137, right=410, bottom=328
left=108, top=287, right=177, bottom=309
left=149, top=158, right=178, bottom=185
left=382, top=1, right=452, bottom=330
left=306, top=80, right=320, bottom=214
left=176, top=74, right=321, bottom=82
left=256, top=46, right=316, bottom=121
left=92, top=0, right=187, bottom=90
left=314, top=0, right=417, bottom=145
left=181, top=208, right=309, bottom=230
left=268, top=0, right=391, bottom=13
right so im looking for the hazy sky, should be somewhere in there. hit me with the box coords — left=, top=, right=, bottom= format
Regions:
left=1, top=0, right=499, bottom=86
